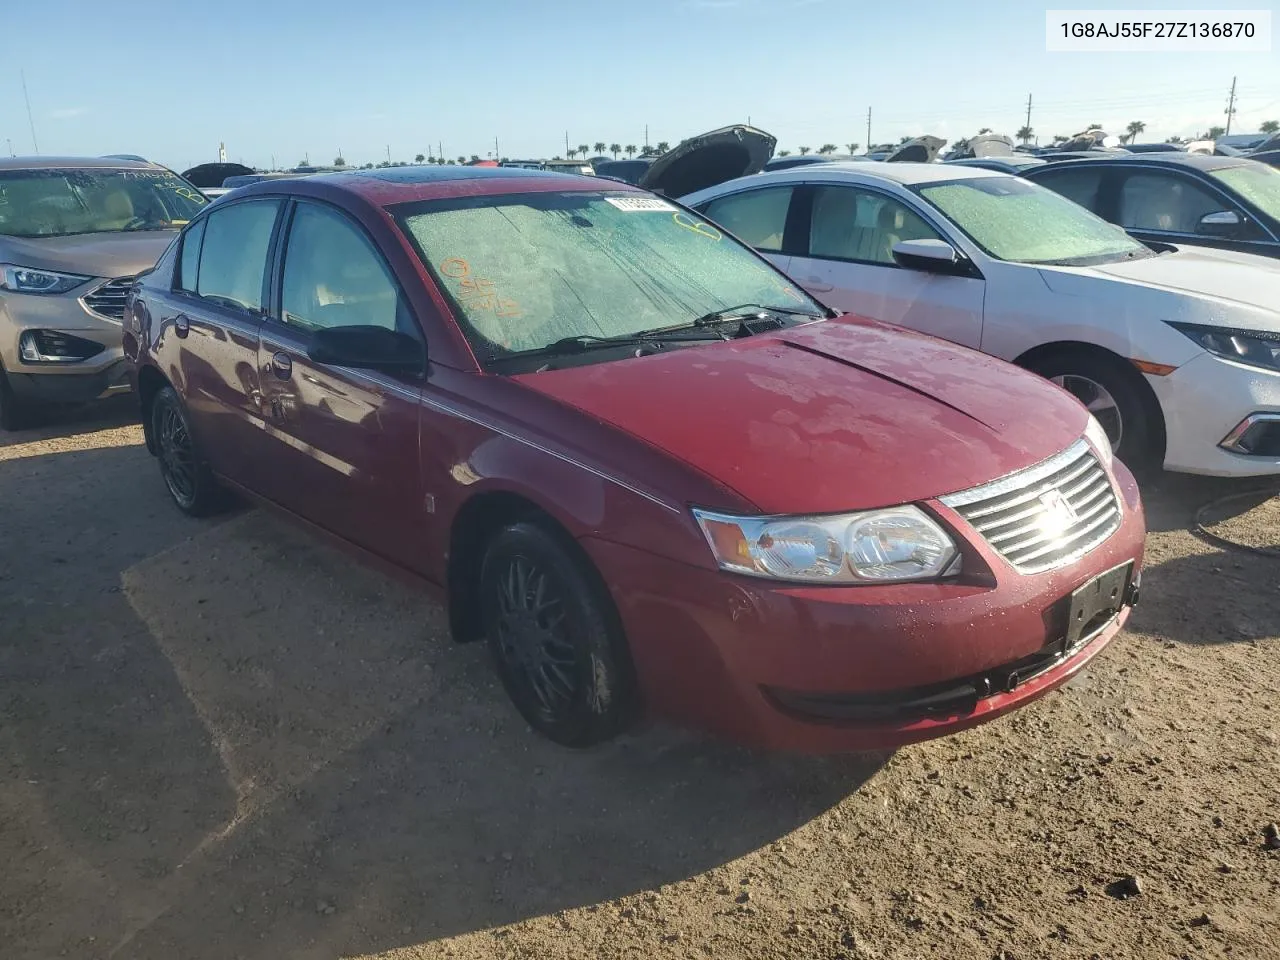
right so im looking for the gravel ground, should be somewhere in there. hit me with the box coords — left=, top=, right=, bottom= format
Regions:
left=1, top=407, right=1278, bottom=960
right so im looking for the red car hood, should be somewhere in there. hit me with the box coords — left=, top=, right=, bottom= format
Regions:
left=516, top=318, right=1089, bottom=514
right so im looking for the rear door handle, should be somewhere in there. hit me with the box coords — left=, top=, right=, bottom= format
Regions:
left=174, top=314, right=190, bottom=338
left=270, top=351, right=293, bottom=380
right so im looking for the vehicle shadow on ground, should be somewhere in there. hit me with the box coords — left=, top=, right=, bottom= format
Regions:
left=113, top=513, right=883, bottom=959
left=1, top=440, right=881, bottom=960
left=1131, top=473, right=1280, bottom=647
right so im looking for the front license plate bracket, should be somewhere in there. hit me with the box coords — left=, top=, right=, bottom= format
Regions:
left=1064, top=561, right=1133, bottom=652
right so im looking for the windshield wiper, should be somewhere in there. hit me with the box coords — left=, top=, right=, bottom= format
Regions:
left=485, top=330, right=724, bottom=366
left=691, top=303, right=826, bottom=326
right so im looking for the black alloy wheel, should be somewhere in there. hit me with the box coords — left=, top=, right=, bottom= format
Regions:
left=480, top=521, right=637, bottom=746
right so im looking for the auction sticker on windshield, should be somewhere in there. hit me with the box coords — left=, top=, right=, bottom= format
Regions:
left=605, top=197, right=676, bottom=212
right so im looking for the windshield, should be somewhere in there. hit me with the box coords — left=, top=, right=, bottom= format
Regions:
left=1210, top=163, right=1280, bottom=221
left=394, top=191, right=822, bottom=357
left=0, top=168, right=207, bottom=238
left=915, top=176, right=1149, bottom=265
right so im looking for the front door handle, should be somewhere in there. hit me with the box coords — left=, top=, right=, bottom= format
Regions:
left=270, top=351, right=293, bottom=381
left=799, top=276, right=835, bottom=293
left=174, top=314, right=190, bottom=339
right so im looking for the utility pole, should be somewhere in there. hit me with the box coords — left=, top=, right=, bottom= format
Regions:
left=645, top=124, right=649, bottom=149
left=1225, top=76, right=1238, bottom=135
left=865, top=107, right=872, bottom=150
left=494, top=135, right=499, bottom=159
left=1025, top=93, right=1033, bottom=139
left=386, top=144, right=391, bottom=164
left=565, top=130, right=569, bottom=156
left=271, top=153, right=276, bottom=171
left=438, top=141, right=443, bottom=162
left=6, top=138, right=12, bottom=157
left=20, top=69, right=38, bottom=154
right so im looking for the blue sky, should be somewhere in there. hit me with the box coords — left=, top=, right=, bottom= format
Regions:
left=4, top=0, right=1278, bottom=170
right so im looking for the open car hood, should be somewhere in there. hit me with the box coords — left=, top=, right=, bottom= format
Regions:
left=638, top=125, right=776, bottom=196
left=885, top=135, right=946, bottom=163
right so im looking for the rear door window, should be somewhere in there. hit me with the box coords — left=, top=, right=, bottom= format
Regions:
left=196, top=199, right=281, bottom=312
left=701, top=186, right=794, bottom=252
left=1032, top=167, right=1107, bottom=213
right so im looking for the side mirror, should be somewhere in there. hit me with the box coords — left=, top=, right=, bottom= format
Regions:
left=892, top=238, right=965, bottom=273
left=1197, top=209, right=1242, bottom=236
left=307, top=325, right=424, bottom=373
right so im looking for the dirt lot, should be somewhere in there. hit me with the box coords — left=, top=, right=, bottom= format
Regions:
left=2, top=407, right=1278, bottom=960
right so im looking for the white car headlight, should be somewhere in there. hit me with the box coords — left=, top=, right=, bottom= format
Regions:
left=693, top=505, right=959, bottom=583
left=0, top=264, right=91, bottom=295
left=1084, top=414, right=1114, bottom=468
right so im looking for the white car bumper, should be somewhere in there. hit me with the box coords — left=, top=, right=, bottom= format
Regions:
left=1152, top=351, right=1280, bottom=476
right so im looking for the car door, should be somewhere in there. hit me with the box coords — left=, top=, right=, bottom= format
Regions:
left=698, top=184, right=796, bottom=275
left=162, top=197, right=282, bottom=491
left=1114, top=168, right=1273, bottom=256
left=786, top=184, right=986, bottom=348
left=256, top=198, right=427, bottom=573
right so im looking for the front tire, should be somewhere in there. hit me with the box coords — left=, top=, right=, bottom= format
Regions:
left=1027, top=348, right=1161, bottom=473
left=480, top=521, right=637, bottom=747
left=151, top=386, right=224, bottom=516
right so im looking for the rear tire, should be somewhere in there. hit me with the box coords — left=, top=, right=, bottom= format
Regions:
left=480, top=521, right=637, bottom=747
left=151, top=386, right=225, bottom=516
left=0, top=366, right=32, bottom=432
left=1026, top=348, right=1161, bottom=474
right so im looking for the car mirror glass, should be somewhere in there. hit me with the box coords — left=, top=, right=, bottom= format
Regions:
left=307, top=325, right=424, bottom=373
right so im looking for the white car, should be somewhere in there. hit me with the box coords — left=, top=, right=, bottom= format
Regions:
left=682, top=163, right=1280, bottom=477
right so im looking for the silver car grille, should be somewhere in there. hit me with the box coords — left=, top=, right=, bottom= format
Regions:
left=939, top=439, right=1121, bottom=574
left=81, top=276, right=135, bottom=321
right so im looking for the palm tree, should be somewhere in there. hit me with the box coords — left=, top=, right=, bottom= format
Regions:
left=1206, top=125, right=1226, bottom=139
left=777, top=149, right=792, bottom=157
left=1052, top=134, right=1069, bottom=144
left=798, top=145, right=811, bottom=155
left=655, top=141, right=670, bottom=153
left=609, top=143, right=621, bottom=158
left=846, top=142, right=860, bottom=154
left=978, top=127, right=993, bottom=135
left=414, top=153, right=425, bottom=164
left=1260, top=120, right=1280, bottom=134
left=625, top=144, right=637, bottom=158
left=1124, top=120, right=1146, bottom=144
left=577, top=144, right=590, bottom=160
left=594, top=141, right=606, bottom=155
left=457, top=155, right=466, bottom=164
left=333, top=156, right=346, bottom=167
left=818, top=144, right=837, bottom=155
left=1016, top=125, right=1034, bottom=144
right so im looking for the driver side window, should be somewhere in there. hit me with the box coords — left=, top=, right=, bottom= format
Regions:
left=809, top=186, right=940, bottom=265
left=281, top=202, right=404, bottom=332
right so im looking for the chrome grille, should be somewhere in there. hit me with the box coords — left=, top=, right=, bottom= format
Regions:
left=940, top=439, right=1120, bottom=574
left=81, top=276, right=134, bottom=321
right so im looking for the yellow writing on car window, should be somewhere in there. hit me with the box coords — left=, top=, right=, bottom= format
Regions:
left=672, top=211, right=721, bottom=241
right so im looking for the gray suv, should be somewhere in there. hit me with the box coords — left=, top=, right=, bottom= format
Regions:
left=0, top=156, right=207, bottom=429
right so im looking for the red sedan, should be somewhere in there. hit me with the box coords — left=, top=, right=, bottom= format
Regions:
left=122, top=166, right=1145, bottom=751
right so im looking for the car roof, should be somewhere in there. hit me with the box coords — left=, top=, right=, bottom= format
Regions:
left=731, top=161, right=1002, bottom=188
left=0, top=155, right=163, bottom=171
left=227, top=164, right=631, bottom=207
left=1036, top=152, right=1251, bottom=171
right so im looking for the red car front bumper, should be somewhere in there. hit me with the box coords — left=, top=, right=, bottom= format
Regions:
left=583, top=466, right=1145, bottom=753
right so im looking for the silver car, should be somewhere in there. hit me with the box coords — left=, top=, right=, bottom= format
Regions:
left=0, top=156, right=207, bottom=429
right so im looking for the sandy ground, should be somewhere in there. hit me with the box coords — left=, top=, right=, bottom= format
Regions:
left=2, top=406, right=1279, bottom=960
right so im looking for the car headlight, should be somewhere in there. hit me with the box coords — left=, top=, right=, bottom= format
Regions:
left=692, top=505, right=959, bottom=583
left=1168, top=321, right=1280, bottom=373
left=1083, top=414, right=1114, bottom=468
left=0, top=264, right=91, bottom=295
